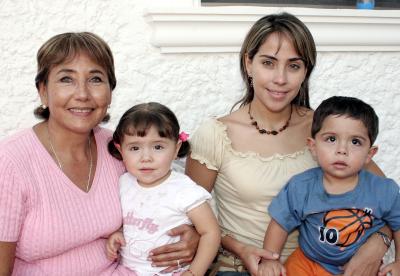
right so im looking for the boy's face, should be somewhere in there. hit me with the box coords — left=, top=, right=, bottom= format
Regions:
left=308, top=115, right=378, bottom=182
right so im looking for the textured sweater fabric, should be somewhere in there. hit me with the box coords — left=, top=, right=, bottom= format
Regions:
left=0, top=127, right=129, bottom=275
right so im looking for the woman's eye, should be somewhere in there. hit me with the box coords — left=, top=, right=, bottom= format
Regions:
left=289, top=63, right=301, bottom=70
left=262, top=60, right=274, bottom=67
left=154, top=145, right=163, bottom=150
left=60, top=76, right=72, bottom=83
left=352, top=139, right=361, bottom=145
left=90, top=76, right=103, bottom=83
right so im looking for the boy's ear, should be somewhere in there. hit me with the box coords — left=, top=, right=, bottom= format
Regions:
left=365, top=145, right=378, bottom=164
left=307, top=137, right=317, bottom=160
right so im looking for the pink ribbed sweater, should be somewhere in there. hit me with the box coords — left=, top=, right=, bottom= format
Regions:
left=0, top=127, right=131, bottom=275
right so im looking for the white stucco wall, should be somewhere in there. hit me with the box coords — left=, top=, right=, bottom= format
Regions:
left=0, top=0, right=399, bottom=183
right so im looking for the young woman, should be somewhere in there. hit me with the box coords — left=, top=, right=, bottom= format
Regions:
left=186, top=12, right=387, bottom=276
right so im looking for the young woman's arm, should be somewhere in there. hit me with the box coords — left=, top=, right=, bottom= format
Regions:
left=185, top=156, right=218, bottom=192
left=183, top=202, right=221, bottom=276
left=343, top=160, right=389, bottom=276
left=0, top=241, right=16, bottom=276
left=148, top=224, right=200, bottom=271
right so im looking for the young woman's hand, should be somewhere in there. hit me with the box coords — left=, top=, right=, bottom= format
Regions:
left=238, top=244, right=279, bottom=276
left=378, top=260, right=400, bottom=276
left=258, top=259, right=286, bottom=276
left=148, top=224, right=199, bottom=273
left=106, top=232, right=125, bottom=261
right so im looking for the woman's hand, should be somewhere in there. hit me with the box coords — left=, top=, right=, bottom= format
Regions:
left=0, top=241, right=16, bottom=276
left=238, top=244, right=279, bottom=276
left=258, top=259, right=286, bottom=276
left=343, top=232, right=387, bottom=276
left=148, top=224, right=200, bottom=273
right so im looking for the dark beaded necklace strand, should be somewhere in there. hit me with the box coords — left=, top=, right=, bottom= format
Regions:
left=248, top=103, right=292, bottom=135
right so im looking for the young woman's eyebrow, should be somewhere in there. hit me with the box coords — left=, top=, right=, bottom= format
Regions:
left=258, top=55, right=304, bottom=62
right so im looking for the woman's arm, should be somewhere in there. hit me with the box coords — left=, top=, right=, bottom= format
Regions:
left=0, top=241, right=16, bottom=276
left=148, top=224, right=200, bottom=272
left=183, top=202, right=221, bottom=276
left=365, top=160, right=384, bottom=176
left=221, top=234, right=279, bottom=276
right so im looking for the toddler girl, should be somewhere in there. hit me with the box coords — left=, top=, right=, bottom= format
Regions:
left=107, top=102, right=220, bottom=276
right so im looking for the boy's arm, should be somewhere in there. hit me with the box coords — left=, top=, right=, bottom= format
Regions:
left=263, top=219, right=288, bottom=256
left=257, top=220, right=289, bottom=276
left=182, top=202, right=220, bottom=276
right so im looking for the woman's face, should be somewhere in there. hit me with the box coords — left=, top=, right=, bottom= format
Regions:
left=246, top=32, right=307, bottom=112
left=39, top=52, right=111, bottom=134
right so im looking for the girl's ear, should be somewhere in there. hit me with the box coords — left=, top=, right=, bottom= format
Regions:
left=365, top=146, right=378, bottom=165
left=114, top=142, right=122, bottom=153
left=307, top=137, right=317, bottom=160
left=175, top=140, right=182, bottom=159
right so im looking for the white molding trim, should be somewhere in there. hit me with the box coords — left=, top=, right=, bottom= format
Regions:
left=144, top=7, right=400, bottom=53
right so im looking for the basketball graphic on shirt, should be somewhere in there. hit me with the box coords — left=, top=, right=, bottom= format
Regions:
left=320, top=209, right=373, bottom=248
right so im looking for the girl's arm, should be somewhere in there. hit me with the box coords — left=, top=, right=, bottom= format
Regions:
left=0, top=241, right=16, bottom=276
left=183, top=202, right=220, bottom=276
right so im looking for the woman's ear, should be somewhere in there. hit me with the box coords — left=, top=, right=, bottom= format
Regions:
left=307, top=137, right=317, bottom=160
left=38, top=82, right=48, bottom=106
left=245, top=53, right=253, bottom=78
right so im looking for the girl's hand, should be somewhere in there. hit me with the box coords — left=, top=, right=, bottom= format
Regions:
left=238, top=244, right=279, bottom=276
left=106, top=232, right=125, bottom=261
left=258, top=259, right=286, bottom=276
left=148, top=224, right=199, bottom=273
left=342, top=232, right=387, bottom=276
left=378, top=260, right=400, bottom=276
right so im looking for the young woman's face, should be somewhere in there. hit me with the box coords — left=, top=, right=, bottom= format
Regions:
left=39, top=52, right=111, bottom=134
left=246, top=32, right=307, bottom=112
left=116, top=126, right=181, bottom=187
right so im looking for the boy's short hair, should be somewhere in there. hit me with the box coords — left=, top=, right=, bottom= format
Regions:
left=311, top=96, right=379, bottom=146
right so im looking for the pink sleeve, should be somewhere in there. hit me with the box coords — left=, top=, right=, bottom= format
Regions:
left=0, top=154, right=26, bottom=242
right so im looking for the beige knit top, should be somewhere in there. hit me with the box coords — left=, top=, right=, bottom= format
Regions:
left=190, top=119, right=317, bottom=259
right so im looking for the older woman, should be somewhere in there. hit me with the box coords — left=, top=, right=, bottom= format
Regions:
left=0, top=32, right=197, bottom=275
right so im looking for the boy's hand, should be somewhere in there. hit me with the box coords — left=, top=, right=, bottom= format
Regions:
left=106, top=232, right=126, bottom=261
left=378, top=260, right=400, bottom=276
left=257, top=259, right=286, bottom=276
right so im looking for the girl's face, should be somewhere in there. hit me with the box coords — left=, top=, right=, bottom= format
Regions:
left=246, top=32, right=307, bottom=112
left=116, top=126, right=181, bottom=187
left=39, top=52, right=111, bottom=134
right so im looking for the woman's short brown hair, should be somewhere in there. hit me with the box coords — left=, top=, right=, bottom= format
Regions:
left=34, top=32, right=116, bottom=120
